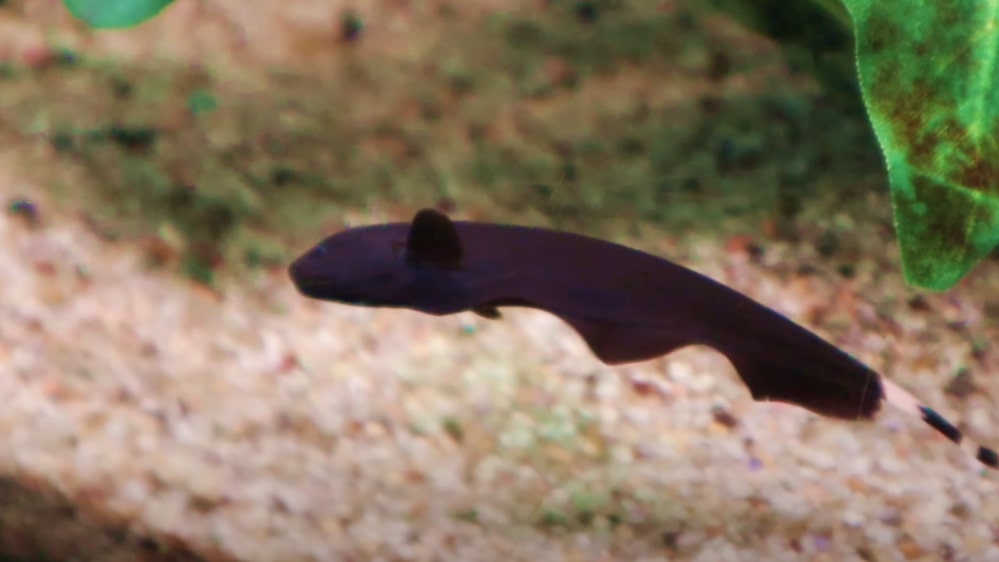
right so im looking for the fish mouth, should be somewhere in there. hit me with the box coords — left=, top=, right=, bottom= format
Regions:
left=288, top=259, right=333, bottom=298
left=288, top=261, right=368, bottom=304
left=290, top=277, right=332, bottom=299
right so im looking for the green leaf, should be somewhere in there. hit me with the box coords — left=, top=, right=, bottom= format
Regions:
left=63, top=0, right=174, bottom=29
left=842, top=1, right=999, bottom=290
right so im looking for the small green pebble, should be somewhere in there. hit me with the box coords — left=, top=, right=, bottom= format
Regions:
left=442, top=417, right=464, bottom=442
left=187, top=90, right=218, bottom=116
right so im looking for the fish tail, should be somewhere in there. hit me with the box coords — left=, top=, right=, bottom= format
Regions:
left=881, top=378, right=998, bottom=470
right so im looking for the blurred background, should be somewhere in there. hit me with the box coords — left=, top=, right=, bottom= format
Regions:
left=0, top=0, right=883, bottom=284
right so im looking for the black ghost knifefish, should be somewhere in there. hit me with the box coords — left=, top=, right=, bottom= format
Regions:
left=289, top=208, right=998, bottom=471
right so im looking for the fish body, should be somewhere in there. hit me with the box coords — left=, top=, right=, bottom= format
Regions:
left=290, top=209, right=997, bottom=471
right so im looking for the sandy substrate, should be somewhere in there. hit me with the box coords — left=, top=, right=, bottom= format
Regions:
left=1, top=170, right=998, bottom=561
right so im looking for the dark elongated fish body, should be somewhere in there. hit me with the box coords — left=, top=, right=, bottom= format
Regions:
left=290, top=209, right=997, bottom=471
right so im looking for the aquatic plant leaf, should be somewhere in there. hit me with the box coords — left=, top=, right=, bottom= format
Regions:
left=842, top=0, right=999, bottom=290
left=63, top=0, right=174, bottom=29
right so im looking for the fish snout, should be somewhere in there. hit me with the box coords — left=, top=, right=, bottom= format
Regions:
left=288, top=248, right=329, bottom=296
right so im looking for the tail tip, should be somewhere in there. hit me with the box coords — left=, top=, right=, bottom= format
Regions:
left=977, top=446, right=999, bottom=469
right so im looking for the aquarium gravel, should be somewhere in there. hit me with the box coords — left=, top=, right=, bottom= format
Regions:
left=0, top=184, right=997, bottom=561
